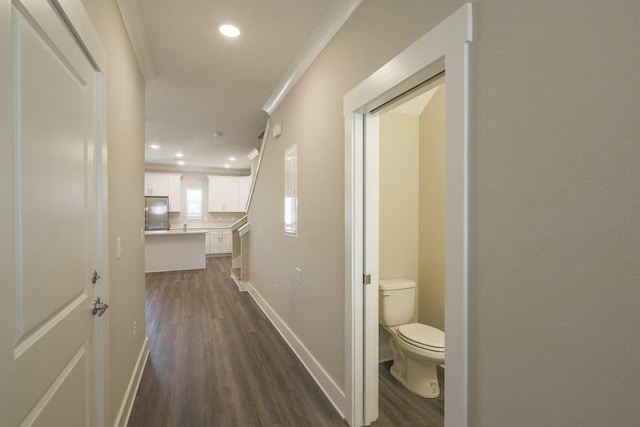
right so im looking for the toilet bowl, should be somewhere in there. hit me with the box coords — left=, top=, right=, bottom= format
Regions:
left=379, top=279, right=445, bottom=398
left=384, top=323, right=445, bottom=398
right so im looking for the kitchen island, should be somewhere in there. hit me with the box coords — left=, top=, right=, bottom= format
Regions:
left=144, top=229, right=207, bottom=273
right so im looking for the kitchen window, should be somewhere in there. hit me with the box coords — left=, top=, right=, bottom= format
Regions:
left=186, top=187, right=203, bottom=220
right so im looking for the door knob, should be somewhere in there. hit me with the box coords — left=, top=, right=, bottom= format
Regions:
left=92, top=297, right=109, bottom=316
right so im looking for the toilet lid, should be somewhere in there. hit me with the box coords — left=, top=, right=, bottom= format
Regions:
left=398, top=323, right=445, bottom=352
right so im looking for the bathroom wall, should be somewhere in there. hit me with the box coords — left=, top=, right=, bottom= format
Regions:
left=379, top=111, right=420, bottom=313
left=378, top=85, right=446, bottom=354
left=378, top=111, right=420, bottom=361
left=418, top=84, right=446, bottom=331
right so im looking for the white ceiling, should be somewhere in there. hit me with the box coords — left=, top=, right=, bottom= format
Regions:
left=118, top=0, right=358, bottom=172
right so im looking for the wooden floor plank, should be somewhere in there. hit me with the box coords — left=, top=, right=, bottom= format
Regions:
left=128, top=256, right=443, bottom=426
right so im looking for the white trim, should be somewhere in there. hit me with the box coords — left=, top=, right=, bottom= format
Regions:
left=113, top=337, right=149, bottom=427
left=262, top=0, right=362, bottom=114
left=51, top=0, right=107, bottom=74
left=116, top=0, right=155, bottom=80
left=244, top=281, right=347, bottom=419
left=343, top=4, right=473, bottom=426
left=245, top=119, right=269, bottom=212
left=363, top=115, right=379, bottom=425
left=96, top=68, right=110, bottom=427
left=231, top=272, right=251, bottom=292
left=343, top=112, right=364, bottom=426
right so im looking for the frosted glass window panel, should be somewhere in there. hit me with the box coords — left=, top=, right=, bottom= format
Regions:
left=284, top=145, right=298, bottom=236
left=186, top=188, right=203, bottom=219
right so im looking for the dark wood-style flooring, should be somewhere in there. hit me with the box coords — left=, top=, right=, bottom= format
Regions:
left=128, top=256, right=443, bottom=427
left=375, top=362, right=444, bottom=426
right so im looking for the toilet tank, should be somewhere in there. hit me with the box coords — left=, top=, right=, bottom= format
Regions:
left=379, top=279, right=416, bottom=327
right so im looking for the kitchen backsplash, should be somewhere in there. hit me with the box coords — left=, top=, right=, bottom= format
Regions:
left=169, top=211, right=241, bottom=229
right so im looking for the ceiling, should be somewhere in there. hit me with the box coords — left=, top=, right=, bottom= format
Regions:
left=118, top=0, right=360, bottom=172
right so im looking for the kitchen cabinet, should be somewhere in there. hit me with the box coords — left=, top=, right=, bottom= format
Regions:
left=167, top=174, right=181, bottom=212
left=144, top=173, right=169, bottom=196
left=145, top=173, right=182, bottom=212
left=207, top=229, right=231, bottom=254
left=144, top=230, right=207, bottom=273
left=207, top=175, right=251, bottom=212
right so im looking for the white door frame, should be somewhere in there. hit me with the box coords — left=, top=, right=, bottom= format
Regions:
left=343, top=4, right=473, bottom=426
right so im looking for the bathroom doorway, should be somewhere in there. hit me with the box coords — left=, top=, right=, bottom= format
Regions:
left=343, top=4, right=472, bottom=426
left=376, top=74, right=446, bottom=424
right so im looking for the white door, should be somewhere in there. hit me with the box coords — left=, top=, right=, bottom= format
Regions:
left=0, top=1, right=106, bottom=426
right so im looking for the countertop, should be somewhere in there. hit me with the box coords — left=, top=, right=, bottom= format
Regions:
left=144, top=229, right=208, bottom=236
left=169, top=223, right=233, bottom=230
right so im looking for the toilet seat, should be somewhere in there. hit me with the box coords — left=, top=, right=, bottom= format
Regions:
left=398, top=323, right=445, bottom=353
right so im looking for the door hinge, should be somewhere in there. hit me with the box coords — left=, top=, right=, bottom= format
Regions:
left=363, top=274, right=371, bottom=285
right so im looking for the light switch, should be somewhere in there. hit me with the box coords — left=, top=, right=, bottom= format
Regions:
left=116, top=237, right=122, bottom=259
left=296, top=267, right=301, bottom=284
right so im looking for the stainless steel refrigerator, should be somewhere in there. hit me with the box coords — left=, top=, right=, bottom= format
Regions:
left=145, top=196, right=169, bottom=230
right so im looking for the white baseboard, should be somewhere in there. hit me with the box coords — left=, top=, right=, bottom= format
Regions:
left=230, top=272, right=250, bottom=292
left=113, top=337, right=149, bottom=427
left=244, top=282, right=346, bottom=418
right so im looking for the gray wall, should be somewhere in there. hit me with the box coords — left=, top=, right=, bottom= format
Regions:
left=249, top=0, right=640, bottom=425
left=80, top=0, right=147, bottom=423
left=471, top=1, right=640, bottom=424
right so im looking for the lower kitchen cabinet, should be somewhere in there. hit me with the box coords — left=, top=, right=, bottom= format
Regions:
left=207, top=229, right=231, bottom=255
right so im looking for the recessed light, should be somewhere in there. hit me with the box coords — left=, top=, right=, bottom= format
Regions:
left=219, top=24, right=240, bottom=38
left=150, top=144, right=160, bottom=149
left=224, top=164, right=230, bottom=168
left=175, top=152, right=184, bottom=158
left=229, top=157, right=236, bottom=161
left=177, top=161, right=185, bottom=166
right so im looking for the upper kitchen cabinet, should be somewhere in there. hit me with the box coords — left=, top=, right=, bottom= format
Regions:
left=207, top=175, right=251, bottom=212
left=144, top=173, right=168, bottom=196
left=167, top=174, right=181, bottom=212
left=145, top=172, right=182, bottom=212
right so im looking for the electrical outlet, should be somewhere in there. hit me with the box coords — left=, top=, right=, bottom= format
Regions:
left=133, top=321, right=137, bottom=340
left=295, top=267, right=301, bottom=284
left=275, top=283, right=279, bottom=296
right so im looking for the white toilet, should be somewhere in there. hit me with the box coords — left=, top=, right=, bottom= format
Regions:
left=379, top=278, right=445, bottom=398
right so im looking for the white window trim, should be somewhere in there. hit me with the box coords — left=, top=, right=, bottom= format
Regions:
left=185, top=187, right=203, bottom=220
left=284, top=144, right=298, bottom=237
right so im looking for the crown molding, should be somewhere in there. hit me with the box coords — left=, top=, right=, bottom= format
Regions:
left=116, top=0, right=156, bottom=80
left=262, top=0, right=363, bottom=115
